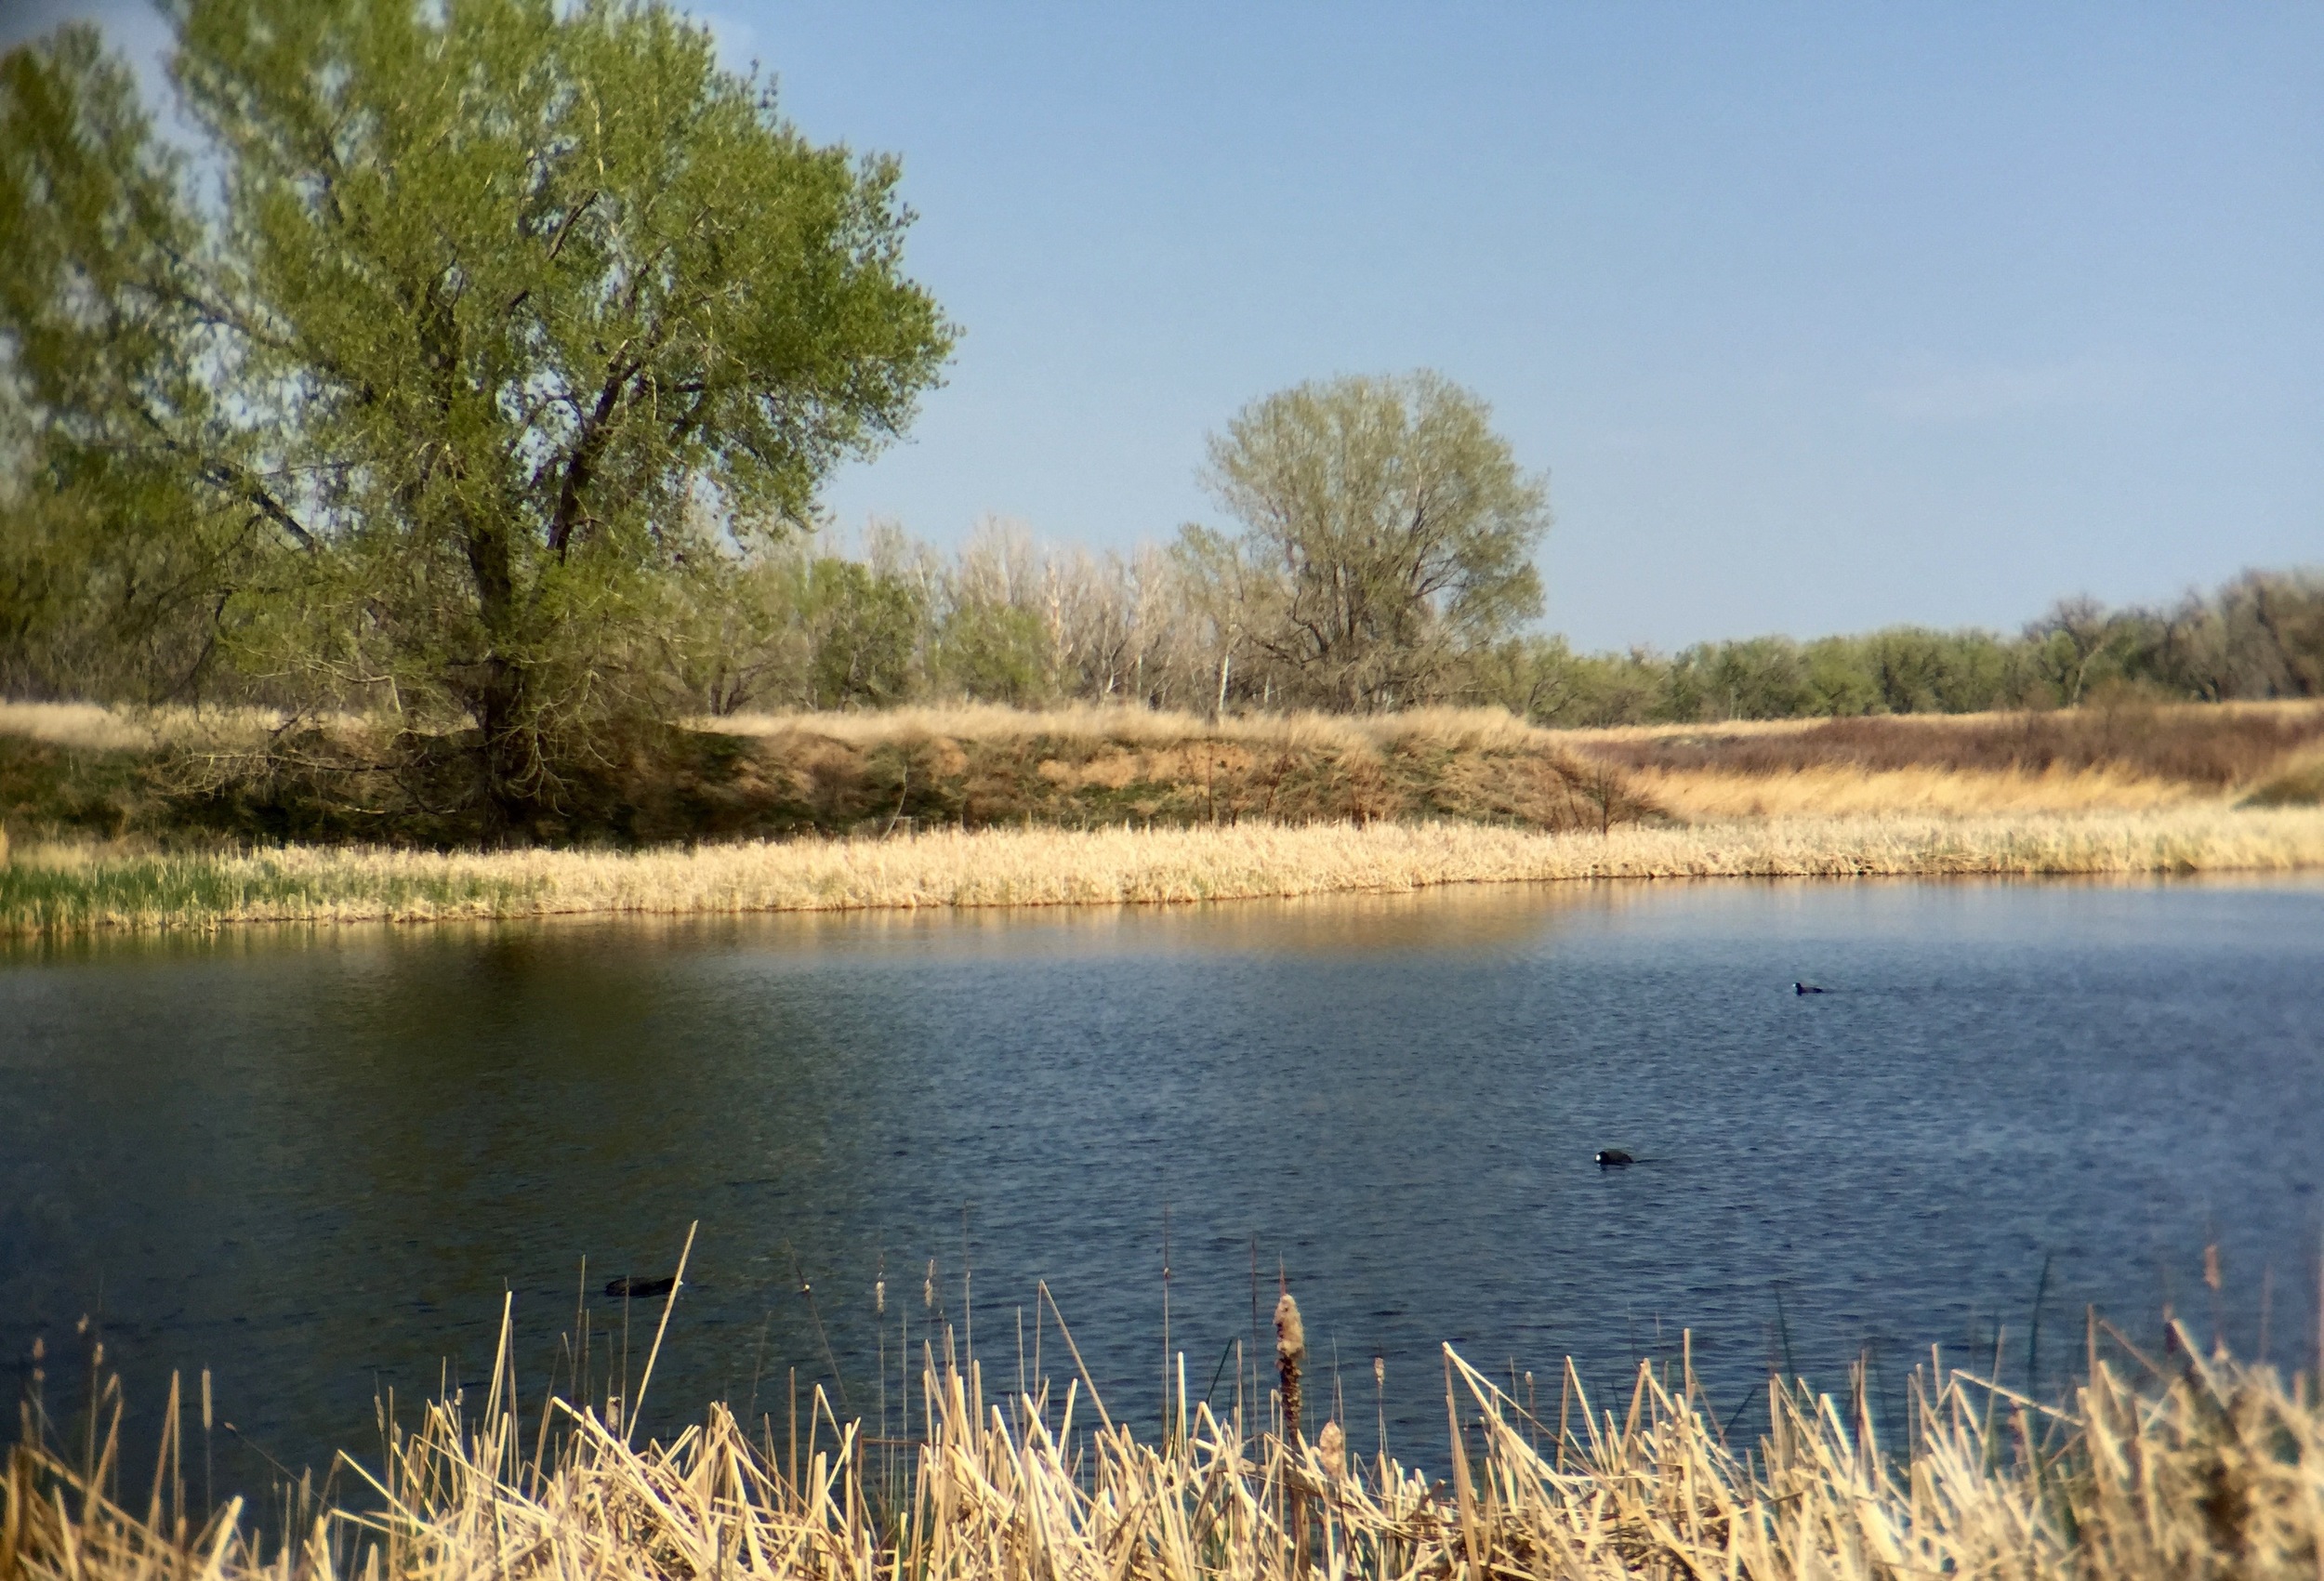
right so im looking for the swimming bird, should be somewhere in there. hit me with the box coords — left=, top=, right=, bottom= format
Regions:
left=1595, top=1149, right=1635, bottom=1167
left=604, top=1274, right=678, bottom=1299
left=1794, top=982, right=1829, bottom=995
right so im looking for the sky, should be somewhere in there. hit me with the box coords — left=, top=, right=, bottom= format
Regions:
left=7, top=1, right=2322, bottom=650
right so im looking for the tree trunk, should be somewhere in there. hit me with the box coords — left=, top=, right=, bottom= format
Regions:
left=461, top=516, right=536, bottom=837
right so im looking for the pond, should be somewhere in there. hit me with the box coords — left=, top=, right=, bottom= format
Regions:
left=5, top=875, right=2321, bottom=1496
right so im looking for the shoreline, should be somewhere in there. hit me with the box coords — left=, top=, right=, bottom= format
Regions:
left=5, top=804, right=2323, bottom=936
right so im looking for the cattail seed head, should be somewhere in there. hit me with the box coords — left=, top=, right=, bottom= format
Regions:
left=1274, top=1291, right=1306, bottom=1442
left=1373, top=1355, right=1384, bottom=1389
left=1274, top=1292, right=1305, bottom=1364
left=1317, top=1418, right=1346, bottom=1482
left=876, top=1278, right=886, bottom=1315
left=925, top=1259, right=937, bottom=1310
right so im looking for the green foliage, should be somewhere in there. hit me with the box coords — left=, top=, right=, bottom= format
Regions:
left=1664, top=637, right=1816, bottom=721
left=1850, top=627, right=2024, bottom=713
left=934, top=600, right=1053, bottom=705
left=0, top=29, right=268, bottom=704
left=1191, top=371, right=1550, bottom=711
left=802, top=558, right=923, bottom=709
left=1, top=2, right=953, bottom=820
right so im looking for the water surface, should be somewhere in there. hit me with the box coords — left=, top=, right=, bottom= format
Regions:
left=5, top=876, right=2320, bottom=1492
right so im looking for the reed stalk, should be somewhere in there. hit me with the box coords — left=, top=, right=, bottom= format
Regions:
left=8, top=1315, right=2312, bottom=1581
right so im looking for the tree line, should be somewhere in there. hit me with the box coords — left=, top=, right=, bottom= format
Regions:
left=22, top=462, right=2310, bottom=731
left=631, top=540, right=2324, bottom=726
left=1477, top=570, right=2324, bottom=727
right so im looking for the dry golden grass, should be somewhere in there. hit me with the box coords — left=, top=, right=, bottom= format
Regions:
left=0, top=700, right=1557, bottom=760
left=9, top=1317, right=2318, bottom=1581
left=1630, top=763, right=2204, bottom=819
left=0, top=700, right=294, bottom=753
left=2247, top=744, right=2324, bottom=808
left=713, top=703, right=1552, bottom=755
left=1561, top=699, right=2324, bottom=808
left=1554, top=699, right=2324, bottom=819
left=1552, top=696, right=2324, bottom=747
left=7, top=807, right=2323, bottom=935
left=700, top=707, right=1643, bottom=837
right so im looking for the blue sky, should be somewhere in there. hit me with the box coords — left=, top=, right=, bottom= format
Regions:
left=8, top=2, right=2321, bottom=650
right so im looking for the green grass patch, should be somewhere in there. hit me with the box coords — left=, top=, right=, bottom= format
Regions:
left=0, top=851, right=548, bottom=934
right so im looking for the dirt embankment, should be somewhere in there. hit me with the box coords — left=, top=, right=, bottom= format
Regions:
left=0, top=703, right=1656, bottom=848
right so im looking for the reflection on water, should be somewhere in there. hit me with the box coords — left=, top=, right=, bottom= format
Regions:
left=4, top=876, right=2322, bottom=1494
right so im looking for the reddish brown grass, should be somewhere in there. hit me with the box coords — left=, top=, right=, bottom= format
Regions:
left=1564, top=700, right=2324, bottom=789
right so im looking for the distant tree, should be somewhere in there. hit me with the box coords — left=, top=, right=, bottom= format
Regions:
left=801, top=560, right=923, bottom=709
left=1800, top=637, right=1882, bottom=716
left=931, top=518, right=1059, bottom=705
left=1191, top=372, right=1550, bottom=711
left=0, top=3, right=953, bottom=826
left=663, top=547, right=814, bottom=716
left=1664, top=636, right=1816, bottom=720
left=2224, top=570, right=2324, bottom=697
left=2027, top=597, right=2119, bottom=707
left=931, top=603, right=1048, bottom=705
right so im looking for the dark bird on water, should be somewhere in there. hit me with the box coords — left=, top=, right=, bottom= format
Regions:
left=1794, top=982, right=1829, bottom=995
left=1595, top=1149, right=1636, bottom=1167
left=604, top=1275, right=678, bottom=1299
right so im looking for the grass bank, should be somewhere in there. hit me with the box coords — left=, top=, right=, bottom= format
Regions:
left=0, top=701, right=1650, bottom=846
left=8, top=1321, right=2317, bottom=1581
left=7, top=806, right=2323, bottom=935
left=1562, top=697, right=2324, bottom=817
left=9, top=698, right=2320, bottom=850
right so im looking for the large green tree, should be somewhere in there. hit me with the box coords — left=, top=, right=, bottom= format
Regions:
left=1190, top=371, right=1549, bottom=711
left=0, top=0, right=953, bottom=821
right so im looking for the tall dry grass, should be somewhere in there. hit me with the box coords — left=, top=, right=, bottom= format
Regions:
left=7, top=807, right=2324, bottom=935
left=7, top=1311, right=2318, bottom=1581
left=1624, top=763, right=2202, bottom=819
left=0, top=701, right=295, bottom=754
left=713, top=703, right=1554, bottom=756
left=1563, top=698, right=2324, bottom=817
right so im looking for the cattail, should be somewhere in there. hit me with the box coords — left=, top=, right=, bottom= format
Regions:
left=876, top=1277, right=886, bottom=1315
left=2203, top=1243, right=2223, bottom=1292
left=1274, top=1290, right=1306, bottom=1442
left=925, top=1259, right=937, bottom=1310
left=1316, top=1418, right=1346, bottom=1482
